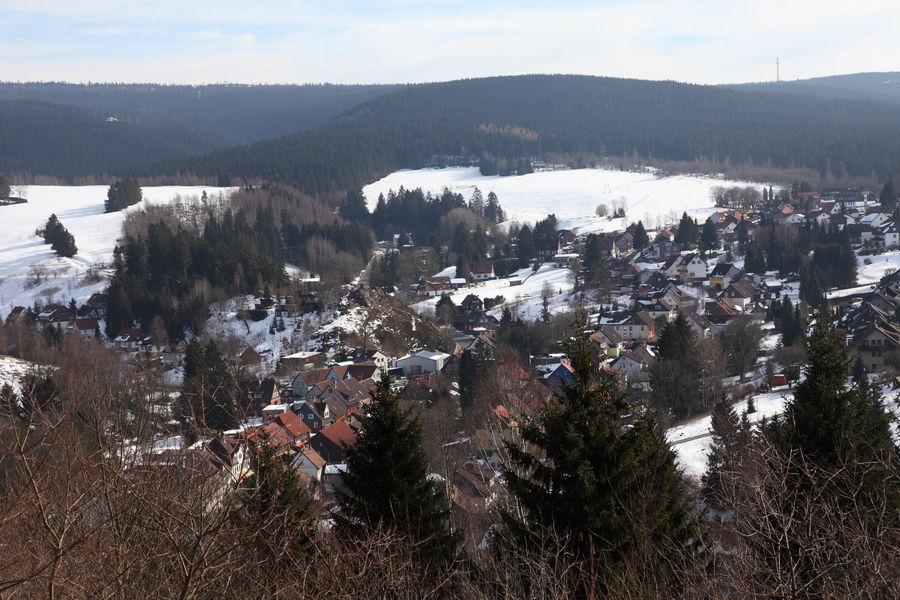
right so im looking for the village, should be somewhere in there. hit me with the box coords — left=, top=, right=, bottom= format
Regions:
left=3, top=181, right=899, bottom=548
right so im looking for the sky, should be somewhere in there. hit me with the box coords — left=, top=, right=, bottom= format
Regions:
left=1, top=0, right=898, bottom=85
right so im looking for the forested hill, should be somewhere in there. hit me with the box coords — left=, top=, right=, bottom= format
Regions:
left=139, top=74, right=900, bottom=192
left=732, top=71, right=900, bottom=104
left=0, top=99, right=239, bottom=178
left=0, top=82, right=401, bottom=143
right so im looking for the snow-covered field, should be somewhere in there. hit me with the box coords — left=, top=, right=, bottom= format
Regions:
left=413, top=263, right=575, bottom=321
left=0, top=185, right=233, bottom=320
left=668, top=391, right=791, bottom=480
left=668, top=384, right=900, bottom=481
left=856, top=249, right=900, bottom=285
left=364, top=167, right=771, bottom=233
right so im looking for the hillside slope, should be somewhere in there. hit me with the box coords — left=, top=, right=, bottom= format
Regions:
left=141, top=74, right=900, bottom=192
left=0, top=100, right=237, bottom=178
left=0, top=82, right=401, bottom=144
left=732, top=71, right=900, bottom=104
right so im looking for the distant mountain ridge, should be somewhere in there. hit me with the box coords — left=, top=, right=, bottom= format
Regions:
left=137, top=74, right=900, bottom=193
left=0, top=82, right=401, bottom=143
left=730, top=71, right=900, bottom=104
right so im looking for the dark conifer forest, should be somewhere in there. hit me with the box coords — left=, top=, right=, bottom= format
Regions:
left=138, top=75, right=900, bottom=192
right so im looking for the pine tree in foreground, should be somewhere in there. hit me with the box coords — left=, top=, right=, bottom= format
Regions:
left=338, top=373, right=456, bottom=566
left=500, top=314, right=698, bottom=595
left=702, top=400, right=752, bottom=507
left=241, top=439, right=315, bottom=577
left=770, top=311, right=898, bottom=546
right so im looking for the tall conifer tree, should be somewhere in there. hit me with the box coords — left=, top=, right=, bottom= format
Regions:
left=339, top=374, right=456, bottom=565
left=501, top=315, right=698, bottom=594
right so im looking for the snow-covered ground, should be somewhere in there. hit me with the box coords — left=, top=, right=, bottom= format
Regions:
left=668, top=384, right=900, bottom=481
left=856, top=249, right=900, bottom=285
left=364, top=167, right=772, bottom=233
left=667, top=391, right=792, bottom=480
left=0, top=185, right=234, bottom=320
left=0, top=355, right=39, bottom=397
left=413, top=263, right=575, bottom=321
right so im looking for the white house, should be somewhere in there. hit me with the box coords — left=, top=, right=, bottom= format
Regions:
left=860, top=212, right=890, bottom=229
left=682, top=253, right=707, bottom=280
left=395, top=350, right=451, bottom=376
left=882, top=224, right=900, bottom=248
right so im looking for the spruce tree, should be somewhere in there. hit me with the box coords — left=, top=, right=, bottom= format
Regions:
left=632, top=220, right=649, bottom=250
left=703, top=400, right=751, bottom=507
left=501, top=315, right=698, bottom=593
left=772, top=313, right=899, bottom=519
left=338, top=374, right=456, bottom=565
left=342, top=188, right=370, bottom=223
left=515, top=225, right=535, bottom=268
left=699, top=217, right=718, bottom=254
left=241, top=440, right=315, bottom=572
left=675, top=212, right=699, bottom=245
left=736, top=218, right=749, bottom=248
left=182, top=340, right=238, bottom=432
left=879, top=181, right=897, bottom=211
left=650, top=313, right=703, bottom=419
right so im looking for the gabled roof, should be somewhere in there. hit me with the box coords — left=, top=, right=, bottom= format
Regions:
left=710, top=262, right=740, bottom=278
left=298, top=445, right=326, bottom=469
left=317, top=420, right=358, bottom=449
left=275, top=410, right=311, bottom=438
left=471, top=261, right=494, bottom=274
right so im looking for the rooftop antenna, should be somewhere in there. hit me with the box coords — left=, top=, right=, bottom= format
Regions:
left=777, top=57, right=780, bottom=83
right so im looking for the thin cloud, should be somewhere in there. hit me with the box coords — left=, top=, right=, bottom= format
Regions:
left=0, top=1, right=898, bottom=83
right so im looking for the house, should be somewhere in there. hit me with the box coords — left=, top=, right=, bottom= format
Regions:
left=239, top=378, right=282, bottom=416
left=245, top=420, right=296, bottom=456
left=415, top=279, right=453, bottom=297
left=309, top=420, right=358, bottom=464
left=596, top=327, right=624, bottom=357
left=543, top=361, right=575, bottom=393
left=240, top=346, right=262, bottom=366
left=272, top=410, right=312, bottom=444
left=450, top=461, right=500, bottom=514
left=5, top=306, right=26, bottom=325
left=460, top=294, right=485, bottom=314
left=553, top=253, right=580, bottom=267
left=395, top=350, right=451, bottom=377
left=113, top=328, right=150, bottom=351
left=600, top=311, right=657, bottom=341
left=35, top=305, right=75, bottom=332
left=682, top=253, right=708, bottom=280
left=73, top=318, right=98, bottom=338
left=471, top=261, right=495, bottom=281
left=881, top=223, right=900, bottom=248
left=849, top=321, right=900, bottom=372
left=648, top=239, right=680, bottom=261
left=635, top=297, right=675, bottom=322
left=292, top=446, right=327, bottom=482
left=610, top=352, right=644, bottom=381
left=79, top=293, right=107, bottom=318
left=720, top=279, right=758, bottom=311
left=761, top=278, right=783, bottom=297
left=279, top=350, right=324, bottom=373
left=536, top=238, right=563, bottom=262
left=709, top=263, right=743, bottom=291
left=290, top=366, right=346, bottom=398
left=704, top=299, right=739, bottom=325
left=687, top=312, right=714, bottom=337
left=557, top=229, right=577, bottom=248
left=659, top=255, right=682, bottom=279
left=859, top=211, right=890, bottom=229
